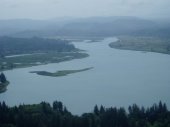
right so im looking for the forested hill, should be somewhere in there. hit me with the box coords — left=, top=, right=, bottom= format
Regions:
left=0, top=101, right=169, bottom=127
left=0, top=36, right=76, bottom=56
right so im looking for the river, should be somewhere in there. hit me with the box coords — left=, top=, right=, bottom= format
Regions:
left=0, top=37, right=170, bottom=115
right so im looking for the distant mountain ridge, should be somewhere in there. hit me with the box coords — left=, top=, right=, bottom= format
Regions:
left=0, top=16, right=169, bottom=37
left=55, top=16, right=156, bottom=36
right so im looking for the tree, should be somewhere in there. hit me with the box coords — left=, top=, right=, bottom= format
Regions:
left=94, top=105, right=99, bottom=115
left=53, top=101, right=63, bottom=112
left=0, top=73, right=7, bottom=83
left=100, top=105, right=105, bottom=114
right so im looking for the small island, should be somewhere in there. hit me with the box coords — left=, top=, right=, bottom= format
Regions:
left=30, top=67, right=93, bottom=77
left=0, top=73, right=9, bottom=93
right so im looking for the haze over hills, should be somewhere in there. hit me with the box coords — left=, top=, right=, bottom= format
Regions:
left=0, top=18, right=74, bottom=36
left=1, top=0, right=170, bottom=126
left=55, top=17, right=154, bottom=36
left=0, top=16, right=169, bottom=38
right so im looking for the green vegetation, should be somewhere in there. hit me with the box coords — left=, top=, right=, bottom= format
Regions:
left=0, top=81, right=9, bottom=93
left=109, top=36, right=170, bottom=54
left=30, top=67, right=93, bottom=77
left=0, top=101, right=170, bottom=127
left=0, top=36, right=89, bottom=71
left=0, top=73, right=9, bottom=93
left=0, top=36, right=76, bottom=56
left=0, top=52, right=89, bottom=71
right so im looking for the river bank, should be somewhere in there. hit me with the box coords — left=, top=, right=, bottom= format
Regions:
left=0, top=81, right=9, bottom=93
left=0, top=52, right=89, bottom=71
left=109, top=36, right=170, bottom=54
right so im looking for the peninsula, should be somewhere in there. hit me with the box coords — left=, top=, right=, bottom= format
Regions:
left=109, top=36, right=170, bottom=54
left=0, top=36, right=89, bottom=71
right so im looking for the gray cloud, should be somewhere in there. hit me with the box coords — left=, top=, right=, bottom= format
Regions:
left=0, top=0, right=169, bottom=19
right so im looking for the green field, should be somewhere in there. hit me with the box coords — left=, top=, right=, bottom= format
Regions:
left=109, top=36, right=170, bottom=54
left=30, top=67, right=93, bottom=77
left=0, top=52, right=89, bottom=71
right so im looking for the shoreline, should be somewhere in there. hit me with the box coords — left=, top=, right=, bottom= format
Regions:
left=0, top=81, right=9, bottom=93
left=109, top=36, right=170, bottom=55
left=0, top=52, right=89, bottom=72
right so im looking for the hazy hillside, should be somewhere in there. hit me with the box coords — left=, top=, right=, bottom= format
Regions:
left=0, top=18, right=76, bottom=37
left=0, top=19, right=48, bottom=35
left=0, top=16, right=169, bottom=37
left=55, top=16, right=157, bottom=37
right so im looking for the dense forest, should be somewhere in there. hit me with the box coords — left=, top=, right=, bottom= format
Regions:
left=0, top=101, right=169, bottom=127
left=0, top=36, right=76, bottom=57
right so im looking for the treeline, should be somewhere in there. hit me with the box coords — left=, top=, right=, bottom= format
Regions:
left=0, top=36, right=76, bottom=56
left=0, top=101, right=170, bottom=127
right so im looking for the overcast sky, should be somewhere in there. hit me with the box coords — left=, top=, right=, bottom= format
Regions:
left=0, top=0, right=170, bottom=20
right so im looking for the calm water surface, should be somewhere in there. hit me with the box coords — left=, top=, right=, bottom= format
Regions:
left=0, top=37, right=170, bottom=115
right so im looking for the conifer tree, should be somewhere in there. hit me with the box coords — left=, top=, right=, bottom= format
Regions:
left=0, top=73, right=7, bottom=83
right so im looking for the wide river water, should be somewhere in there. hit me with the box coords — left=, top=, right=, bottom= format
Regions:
left=0, top=37, right=170, bottom=115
